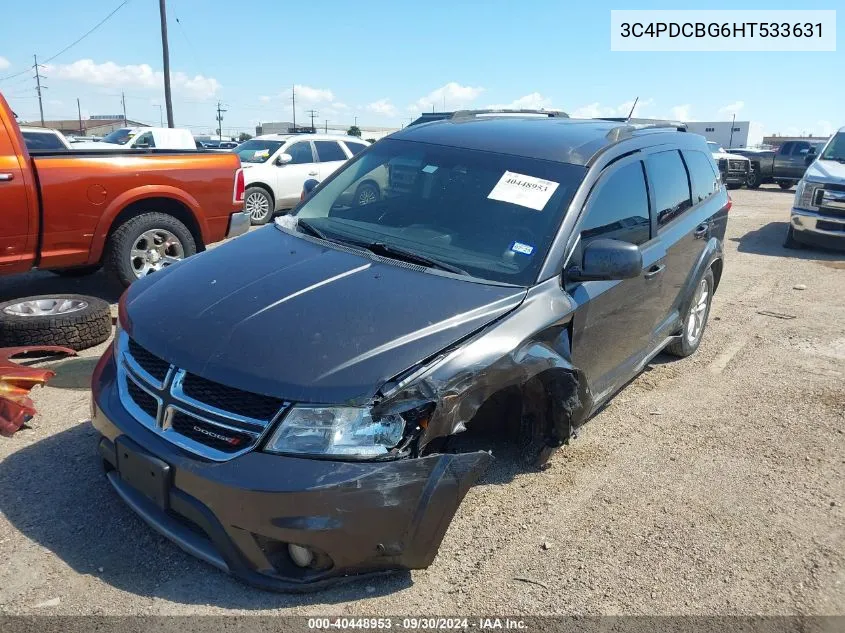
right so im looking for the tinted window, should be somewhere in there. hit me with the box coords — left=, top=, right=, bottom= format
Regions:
left=101, top=128, right=135, bottom=145
left=792, top=141, right=811, bottom=155
left=314, top=141, right=348, bottom=162
left=235, top=139, right=284, bottom=163
left=779, top=142, right=794, bottom=155
left=286, top=141, right=314, bottom=164
left=580, top=161, right=650, bottom=247
left=344, top=142, right=368, bottom=156
left=682, top=150, right=720, bottom=204
left=22, top=131, right=65, bottom=150
left=134, top=132, right=155, bottom=148
left=645, top=150, right=692, bottom=228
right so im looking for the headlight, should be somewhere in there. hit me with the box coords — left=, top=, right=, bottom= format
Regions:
left=795, top=180, right=822, bottom=211
left=264, top=407, right=406, bottom=457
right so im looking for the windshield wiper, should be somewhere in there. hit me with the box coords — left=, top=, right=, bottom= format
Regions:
left=360, top=241, right=469, bottom=276
left=296, top=218, right=329, bottom=240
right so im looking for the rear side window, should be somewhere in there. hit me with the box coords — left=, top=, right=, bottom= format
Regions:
left=779, top=142, right=794, bottom=155
left=286, top=141, right=314, bottom=164
left=344, top=141, right=368, bottom=156
left=580, top=161, right=651, bottom=247
left=645, top=150, right=692, bottom=228
left=314, top=141, right=348, bottom=162
left=22, top=131, right=65, bottom=150
left=134, top=132, right=155, bottom=148
left=791, top=141, right=811, bottom=155
left=682, top=150, right=720, bottom=204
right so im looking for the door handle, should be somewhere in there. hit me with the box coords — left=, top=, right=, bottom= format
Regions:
left=643, top=263, right=665, bottom=280
left=693, top=224, right=709, bottom=239
left=0, top=173, right=13, bottom=182
left=308, top=170, right=318, bottom=176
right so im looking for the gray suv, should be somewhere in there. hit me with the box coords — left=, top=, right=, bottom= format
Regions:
left=91, top=114, right=729, bottom=591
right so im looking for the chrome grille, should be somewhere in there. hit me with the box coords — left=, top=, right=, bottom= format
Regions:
left=728, top=160, right=748, bottom=172
left=116, top=332, right=287, bottom=461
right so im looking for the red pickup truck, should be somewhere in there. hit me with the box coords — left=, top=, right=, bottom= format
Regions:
left=0, top=93, right=247, bottom=287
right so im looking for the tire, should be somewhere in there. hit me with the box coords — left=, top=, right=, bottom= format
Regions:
left=0, top=294, right=112, bottom=351
left=746, top=165, right=761, bottom=189
left=51, top=264, right=102, bottom=278
left=244, top=187, right=274, bottom=225
left=354, top=181, right=380, bottom=206
left=784, top=225, right=803, bottom=249
left=778, top=182, right=794, bottom=190
left=105, top=212, right=196, bottom=288
left=666, top=268, right=715, bottom=358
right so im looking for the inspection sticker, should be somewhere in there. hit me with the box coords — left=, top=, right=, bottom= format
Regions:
left=254, top=149, right=270, bottom=158
left=510, top=241, right=535, bottom=255
left=488, top=171, right=559, bottom=211
left=421, top=164, right=438, bottom=173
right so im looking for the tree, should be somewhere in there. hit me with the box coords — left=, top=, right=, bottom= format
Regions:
left=365, top=138, right=377, bottom=144
left=238, top=132, right=253, bottom=142
left=347, top=125, right=362, bottom=138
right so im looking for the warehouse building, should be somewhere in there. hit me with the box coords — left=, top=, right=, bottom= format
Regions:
left=21, top=117, right=148, bottom=136
left=684, top=121, right=764, bottom=149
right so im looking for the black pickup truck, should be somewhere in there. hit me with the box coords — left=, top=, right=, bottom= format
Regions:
left=732, top=140, right=826, bottom=189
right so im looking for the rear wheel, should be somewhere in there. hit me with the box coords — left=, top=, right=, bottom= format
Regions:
left=245, top=187, right=273, bottom=225
left=666, top=268, right=714, bottom=358
left=746, top=165, right=761, bottom=188
left=779, top=182, right=794, bottom=190
left=105, top=212, right=196, bottom=287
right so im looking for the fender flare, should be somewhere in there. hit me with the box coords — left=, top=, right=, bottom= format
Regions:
left=88, top=185, right=207, bottom=264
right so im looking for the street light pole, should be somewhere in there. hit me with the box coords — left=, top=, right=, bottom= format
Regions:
left=728, top=113, right=736, bottom=148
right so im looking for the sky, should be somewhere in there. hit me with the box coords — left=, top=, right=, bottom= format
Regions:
left=0, top=0, right=840, bottom=137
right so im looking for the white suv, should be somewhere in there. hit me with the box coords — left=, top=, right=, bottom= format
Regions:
left=235, top=134, right=371, bottom=224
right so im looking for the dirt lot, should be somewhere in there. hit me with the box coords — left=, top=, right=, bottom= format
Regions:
left=0, top=185, right=842, bottom=616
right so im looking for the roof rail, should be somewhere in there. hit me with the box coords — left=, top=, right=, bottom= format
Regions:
left=596, top=117, right=687, bottom=132
left=451, top=108, right=569, bottom=119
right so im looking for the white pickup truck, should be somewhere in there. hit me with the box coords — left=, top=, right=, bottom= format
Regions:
left=71, top=127, right=196, bottom=150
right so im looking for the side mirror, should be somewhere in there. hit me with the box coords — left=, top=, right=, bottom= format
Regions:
left=301, top=178, right=320, bottom=201
left=567, top=238, right=643, bottom=282
left=275, top=153, right=293, bottom=166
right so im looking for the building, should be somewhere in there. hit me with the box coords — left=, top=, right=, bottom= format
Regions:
left=20, top=117, right=148, bottom=136
left=255, top=121, right=399, bottom=141
left=684, top=121, right=765, bottom=149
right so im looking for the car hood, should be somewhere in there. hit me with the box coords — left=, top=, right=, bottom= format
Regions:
left=124, top=227, right=526, bottom=405
left=805, top=159, right=845, bottom=184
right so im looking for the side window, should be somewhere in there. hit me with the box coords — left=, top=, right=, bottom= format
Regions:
left=580, top=161, right=651, bottom=248
left=285, top=141, right=314, bottom=164
left=682, top=150, right=720, bottom=204
left=645, top=150, right=692, bottom=228
left=22, top=132, right=64, bottom=150
left=314, top=141, right=348, bottom=162
left=134, top=132, right=155, bottom=148
left=779, top=142, right=794, bottom=155
left=343, top=141, right=368, bottom=156
left=792, top=141, right=810, bottom=155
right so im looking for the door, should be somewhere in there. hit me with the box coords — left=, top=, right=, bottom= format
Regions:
left=275, top=140, right=319, bottom=208
left=773, top=142, right=794, bottom=178
left=0, top=125, right=37, bottom=272
left=786, top=141, right=814, bottom=180
left=566, top=157, right=667, bottom=399
left=314, top=140, right=351, bottom=181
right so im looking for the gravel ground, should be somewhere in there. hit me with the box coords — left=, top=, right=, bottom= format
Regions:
left=0, top=186, right=842, bottom=616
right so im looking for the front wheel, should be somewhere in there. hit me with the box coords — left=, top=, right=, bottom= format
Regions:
left=666, top=269, right=714, bottom=358
left=244, top=187, right=274, bottom=225
left=746, top=166, right=761, bottom=189
left=105, top=212, right=196, bottom=287
left=784, top=225, right=804, bottom=249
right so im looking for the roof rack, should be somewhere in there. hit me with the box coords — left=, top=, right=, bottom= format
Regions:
left=595, top=117, right=687, bottom=132
left=450, top=108, right=569, bottom=119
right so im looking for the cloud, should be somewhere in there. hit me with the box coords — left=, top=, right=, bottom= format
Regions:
left=259, top=95, right=271, bottom=103
left=487, top=92, right=553, bottom=110
left=0, top=56, right=10, bottom=70
left=45, top=59, right=220, bottom=99
left=409, top=82, right=484, bottom=112
left=718, top=101, right=744, bottom=115
left=293, top=85, right=334, bottom=104
left=570, top=98, right=656, bottom=119
left=365, top=98, right=397, bottom=117
left=668, top=104, right=692, bottom=121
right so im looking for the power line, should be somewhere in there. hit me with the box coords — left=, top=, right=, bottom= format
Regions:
left=0, top=0, right=132, bottom=82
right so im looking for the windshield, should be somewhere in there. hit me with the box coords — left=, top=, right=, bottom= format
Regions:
left=820, top=134, right=844, bottom=162
left=707, top=142, right=725, bottom=153
left=235, top=139, right=284, bottom=163
left=292, top=138, right=586, bottom=285
left=101, top=128, right=135, bottom=145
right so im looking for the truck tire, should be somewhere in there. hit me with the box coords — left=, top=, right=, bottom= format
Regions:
left=51, top=264, right=102, bottom=278
left=784, top=225, right=804, bottom=249
left=779, top=182, right=794, bottom=190
left=746, top=165, right=761, bottom=188
left=244, top=186, right=274, bottom=225
left=105, top=212, right=196, bottom=287
left=666, top=268, right=714, bottom=358
left=0, top=294, right=112, bottom=351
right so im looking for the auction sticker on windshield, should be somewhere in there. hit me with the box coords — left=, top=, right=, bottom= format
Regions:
left=488, top=171, right=559, bottom=211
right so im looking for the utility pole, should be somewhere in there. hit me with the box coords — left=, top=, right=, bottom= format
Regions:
left=291, top=85, right=296, bottom=129
left=354, top=115, right=358, bottom=127
left=728, top=113, right=736, bottom=149
left=77, top=98, right=84, bottom=135
left=33, top=54, right=45, bottom=126
left=307, top=109, right=317, bottom=131
left=216, top=101, right=226, bottom=140
left=159, top=0, right=175, bottom=127
left=155, top=104, right=163, bottom=127
left=121, top=92, right=127, bottom=126
left=324, top=119, right=328, bottom=133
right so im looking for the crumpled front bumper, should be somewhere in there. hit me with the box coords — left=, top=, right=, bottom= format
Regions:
left=90, top=349, right=490, bottom=591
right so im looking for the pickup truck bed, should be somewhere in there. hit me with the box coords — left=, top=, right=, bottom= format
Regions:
left=1, top=93, right=247, bottom=286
